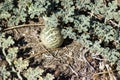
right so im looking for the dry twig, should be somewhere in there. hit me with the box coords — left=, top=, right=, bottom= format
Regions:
left=1, top=24, right=44, bottom=32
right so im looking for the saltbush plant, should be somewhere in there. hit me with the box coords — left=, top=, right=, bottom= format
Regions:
left=0, top=0, right=120, bottom=79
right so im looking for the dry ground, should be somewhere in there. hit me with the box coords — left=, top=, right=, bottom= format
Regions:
left=2, top=18, right=119, bottom=80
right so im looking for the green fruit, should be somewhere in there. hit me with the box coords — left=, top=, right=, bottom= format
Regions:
left=40, top=27, right=64, bottom=48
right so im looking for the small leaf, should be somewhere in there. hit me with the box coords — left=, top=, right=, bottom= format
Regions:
left=44, top=73, right=54, bottom=80
left=0, top=65, right=10, bottom=80
left=14, top=58, right=29, bottom=72
left=6, top=47, right=18, bottom=62
left=24, top=67, right=44, bottom=80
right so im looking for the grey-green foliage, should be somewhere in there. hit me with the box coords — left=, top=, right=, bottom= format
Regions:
left=24, top=67, right=44, bottom=80
left=6, top=47, right=18, bottom=63
left=54, top=0, right=120, bottom=73
left=24, top=67, right=54, bottom=80
left=74, top=15, right=91, bottom=33
left=0, top=33, right=18, bottom=65
left=92, top=22, right=117, bottom=43
left=57, top=0, right=75, bottom=23
left=0, top=33, right=22, bottom=80
left=0, top=33, right=54, bottom=80
left=14, top=58, right=29, bottom=72
left=0, top=65, right=10, bottom=80
left=28, top=0, right=50, bottom=18
left=90, top=42, right=120, bottom=74
left=92, top=1, right=119, bottom=22
left=117, top=60, right=120, bottom=74
left=0, top=0, right=13, bottom=19
left=90, top=41, right=120, bottom=64
left=61, top=27, right=77, bottom=39
left=0, top=33, right=14, bottom=49
left=0, top=0, right=120, bottom=74
left=44, top=73, right=55, bottom=80
left=43, top=15, right=58, bottom=27
left=75, top=0, right=120, bottom=23
left=0, top=0, right=50, bottom=26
